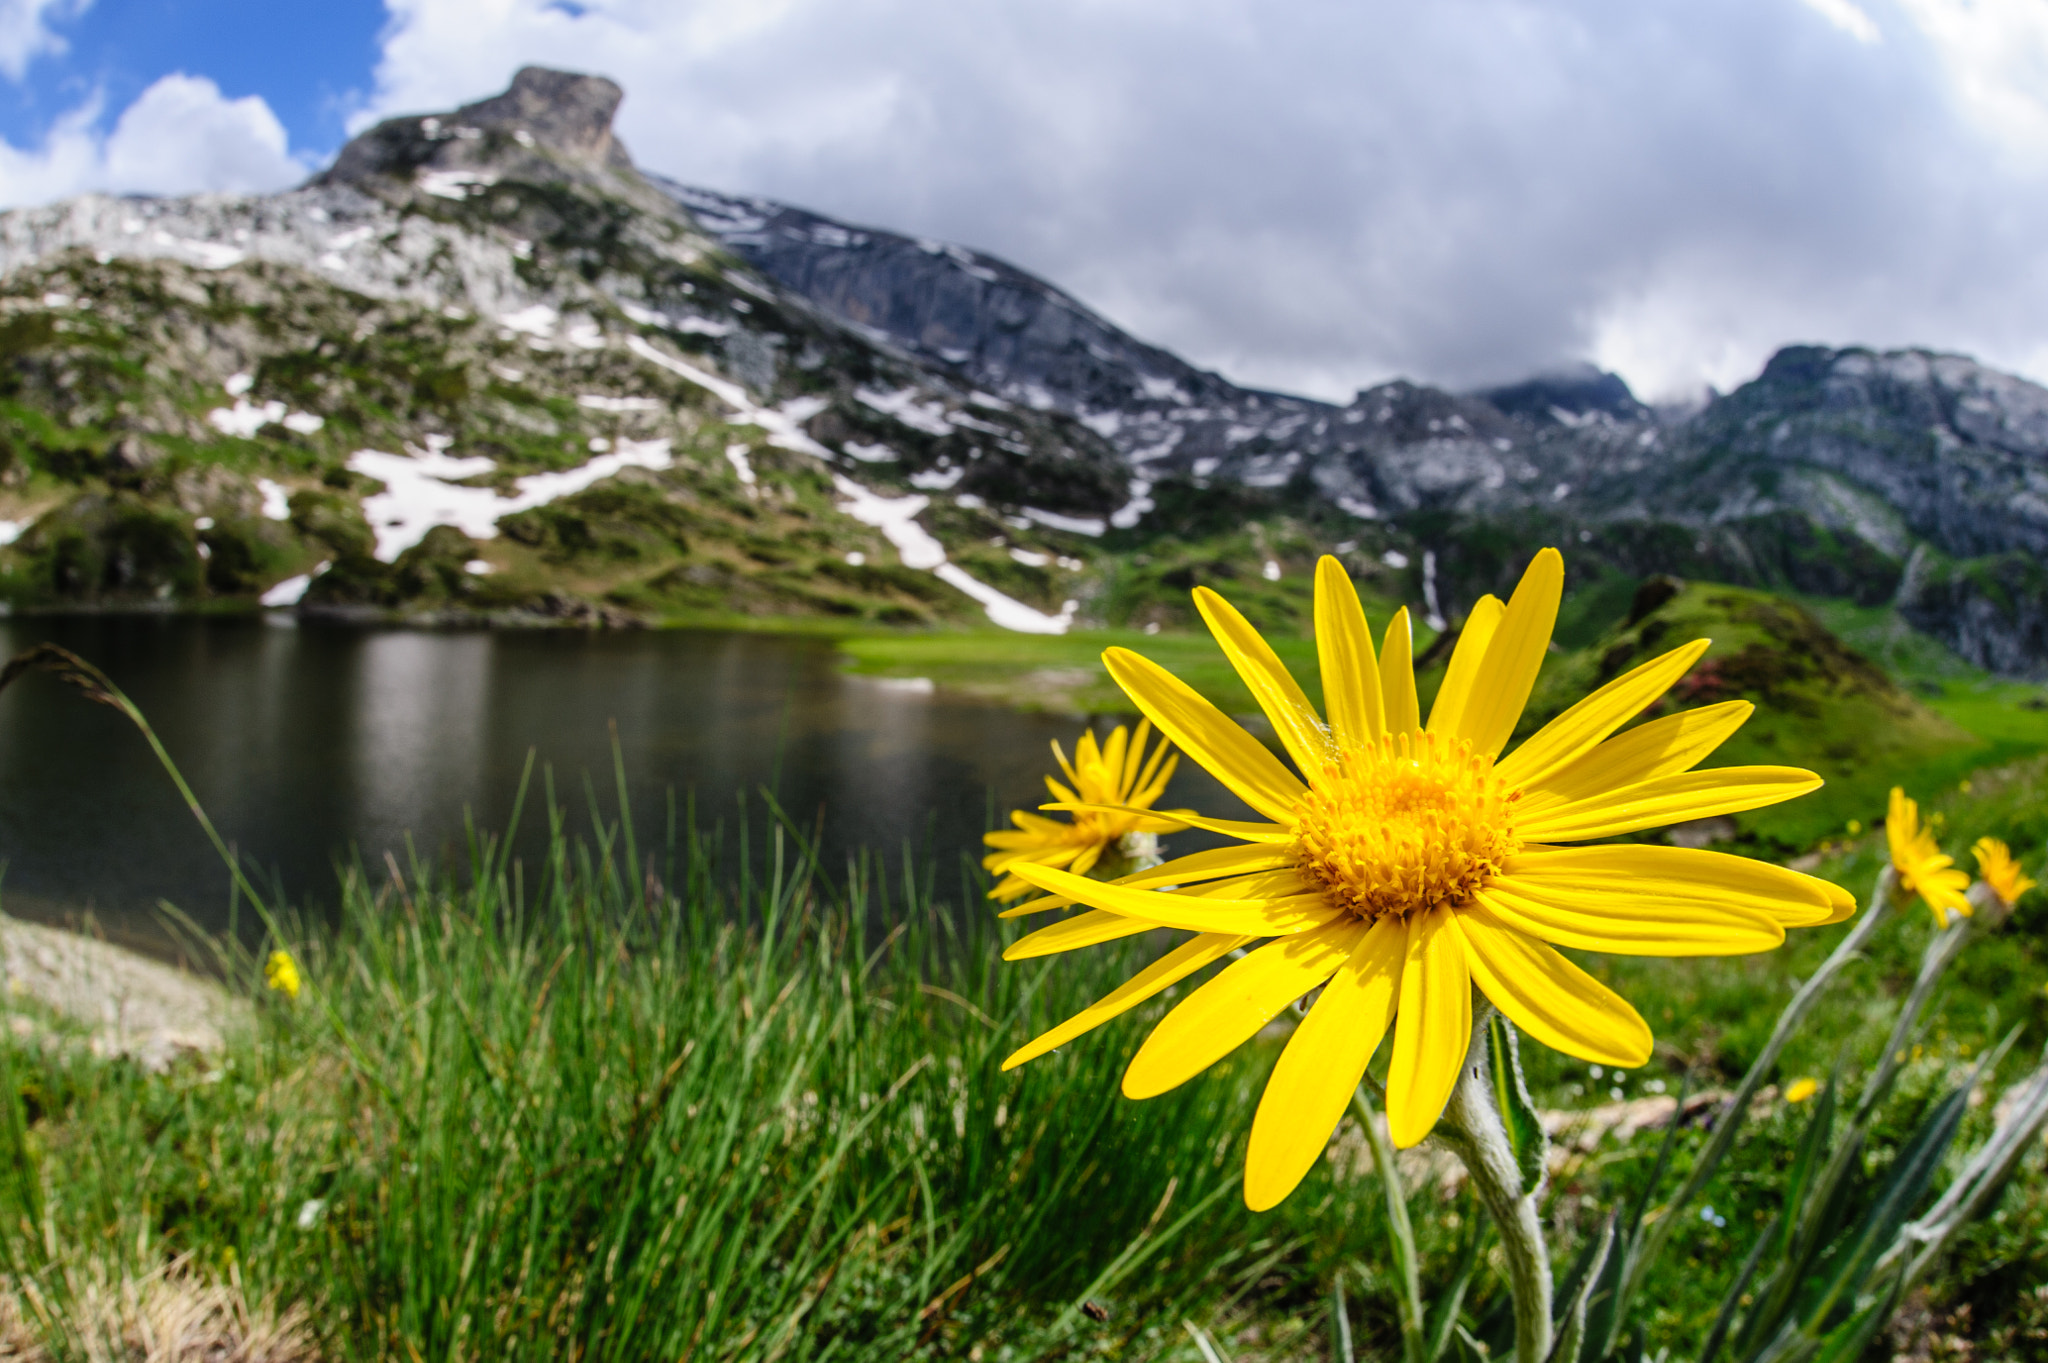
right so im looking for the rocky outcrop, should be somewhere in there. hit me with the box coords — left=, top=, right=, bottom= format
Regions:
left=319, top=65, right=636, bottom=191
left=1897, top=546, right=2048, bottom=678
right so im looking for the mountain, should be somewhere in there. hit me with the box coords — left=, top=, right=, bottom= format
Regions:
left=0, top=67, right=2044, bottom=673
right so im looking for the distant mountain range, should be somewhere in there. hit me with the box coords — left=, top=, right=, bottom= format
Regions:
left=0, top=67, right=2041, bottom=673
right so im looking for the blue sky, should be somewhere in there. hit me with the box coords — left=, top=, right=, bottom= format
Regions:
left=0, top=0, right=381, bottom=157
left=0, top=0, right=2045, bottom=404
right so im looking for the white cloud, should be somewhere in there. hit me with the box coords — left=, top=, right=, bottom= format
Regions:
left=0, top=73, right=307, bottom=209
left=1797, top=0, right=1882, bottom=45
left=347, top=0, right=2048, bottom=402
left=0, top=0, right=84, bottom=81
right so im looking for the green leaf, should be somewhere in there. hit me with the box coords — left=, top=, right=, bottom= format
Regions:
left=1799, top=1083, right=1967, bottom=1333
left=1809, top=1275, right=1901, bottom=1363
left=1490, top=1013, right=1548, bottom=1196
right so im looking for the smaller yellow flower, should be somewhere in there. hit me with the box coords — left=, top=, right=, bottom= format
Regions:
left=1887, top=788, right=1971, bottom=928
left=1973, top=837, right=2037, bottom=907
left=983, top=722, right=1178, bottom=901
left=264, top=949, right=302, bottom=999
left=1784, top=1077, right=1819, bottom=1104
left=1846, top=819, right=1862, bottom=836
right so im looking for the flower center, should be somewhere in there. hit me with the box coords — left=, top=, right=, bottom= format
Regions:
left=1291, top=731, right=1520, bottom=922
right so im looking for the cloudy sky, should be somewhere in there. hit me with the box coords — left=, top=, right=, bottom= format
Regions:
left=0, top=0, right=2043, bottom=404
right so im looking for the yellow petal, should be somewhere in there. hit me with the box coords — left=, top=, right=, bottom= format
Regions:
left=998, top=841, right=1298, bottom=916
left=1100, top=725, right=1130, bottom=789
left=1517, top=766, right=1823, bottom=843
left=1041, top=801, right=1297, bottom=843
left=1104, top=647, right=1307, bottom=822
left=1473, top=882, right=1785, bottom=956
left=1122, top=919, right=1368, bottom=1099
left=1520, top=701, right=1753, bottom=813
left=1004, top=862, right=1338, bottom=944
left=1503, top=845, right=1849, bottom=927
left=1315, top=556, right=1385, bottom=751
left=1242, top=916, right=1404, bottom=1210
left=1386, top=903, right=1471, bottom=1148
left=1004, top=908, right=1156, bottom=959
left=1426, top=595, right=1504, bottom=738
left=1194, top=586, right=1334, bottom=777
left=1495, top=639, right=1712, bottom=789
left=1458, top=547, right=1564, bottom=758
left=1457, top=905, right=1653, bottom=1066
left=1380, top=607, right=1420, bottom=735
left=1002, top=932, right=1256, bottom=1070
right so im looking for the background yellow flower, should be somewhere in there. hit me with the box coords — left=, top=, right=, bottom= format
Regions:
left=982, top=722, right=1179, bottom=902
left=264, top=950, right=302, bottom=999
left=1973, top=837, right=2037, bottom=907
left=1887, top=787, right=1971, bottom=926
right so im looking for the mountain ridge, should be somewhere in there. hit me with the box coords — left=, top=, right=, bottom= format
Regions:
left=0, top=67, right=2042, bottom=673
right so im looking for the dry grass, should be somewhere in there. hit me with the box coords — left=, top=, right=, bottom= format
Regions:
left=0, top=1261, right=313, bottom=1363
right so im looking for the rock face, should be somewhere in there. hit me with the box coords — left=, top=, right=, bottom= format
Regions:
left=1, top=66, right=2047, bottom=666
left=320, top=66, right=636, bottom=189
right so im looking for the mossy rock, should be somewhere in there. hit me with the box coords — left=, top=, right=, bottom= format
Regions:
left=7, top=492, right=203, bottom=601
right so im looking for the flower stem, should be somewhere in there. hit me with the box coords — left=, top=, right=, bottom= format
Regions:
left=1441, top=1014, right=1552, bottom=1363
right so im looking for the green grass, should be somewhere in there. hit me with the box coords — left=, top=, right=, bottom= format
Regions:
left=0, top=790, right=1456, bottom=1360
left=4, top=759, right=2047, bottom=1359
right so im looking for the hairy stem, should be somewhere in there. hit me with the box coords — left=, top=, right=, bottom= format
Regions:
left=1441, top=1015, right=1551, bottom=1363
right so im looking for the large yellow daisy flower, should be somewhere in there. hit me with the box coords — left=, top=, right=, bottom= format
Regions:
left=1000, top=550, right=1852, bottom=1210
left=1973, top=837, right=2037, bottom=908
left=982, top=722, right=1179, bottom=901
left=1887, top=787, right=1971, bottom=927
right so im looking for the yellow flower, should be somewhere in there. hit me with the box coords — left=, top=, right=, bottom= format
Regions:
left=1001, top=550, right=1849, bottom=1209
left=1973, top=837, right=2037, bottom=907
left=1784, top=1077, right=1819, bottom=1104
left=264, top=949, right=302, bottom=999
left=1887, top=788, right=1971, bottom=927
left=982, top=722, right=1179, bottom=902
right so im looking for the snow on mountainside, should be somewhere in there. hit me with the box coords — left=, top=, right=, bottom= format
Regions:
left=0, top=67, right=2045, bottom=669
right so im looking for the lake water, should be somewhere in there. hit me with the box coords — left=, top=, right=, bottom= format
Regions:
left=0, top=616, right=1246, bottom=951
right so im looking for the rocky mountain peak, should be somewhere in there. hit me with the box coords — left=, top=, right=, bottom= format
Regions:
left=315, top=66, right=634, bottom=192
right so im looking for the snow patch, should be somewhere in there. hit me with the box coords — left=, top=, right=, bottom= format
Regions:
left=578, top=394, right=663, bottom=413
left=1262, top=560, right=1282, bottom=582
left=910, top=465, right=963, bottom=490
left=934, top=565, right=1076, bottom=634
left=350, top=438, right=673, bottom=561
left=1337, top=496, right=1381, bottom=520
left=842, top=440, right=896, bottom=463
left=224, top=372, right=254, bottom=397
left=1110, top=479, right=1155, bottom=530
left=1422, top=550, right=1446, bottom=632
left=208, top=400, right=286, bottom=438
left=855, top=386, right=952, bottom=436
left=257, top=479, right=292, bottom=521
left=418, top=169, right=497, bottom=200
left=151, top=231, right=243, bottom=269
left=833, top=476, right=1074, bottom=632
left=1382, top=550, right=1410, bottom=569
left=282, top=412, right=325, bottom=435
left=624, top=336, right=831, bottom=458
left=499, top=304, right=558, bottom=338
left=260, top=565, right=327, bottom=607
left=1020, top=507, right=1105, bottom=537
left=1009, top=548, right=1050, bottom=566
left=0, top=520, right=23, bottom=546
left=725, top=444, right=756, bottom=484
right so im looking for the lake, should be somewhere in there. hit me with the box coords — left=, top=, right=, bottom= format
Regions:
left=0, top=615, right=1246, bottom=951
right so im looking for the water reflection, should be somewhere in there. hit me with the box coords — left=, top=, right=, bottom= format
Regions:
left=0, top=617, right=1246, bottom=946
